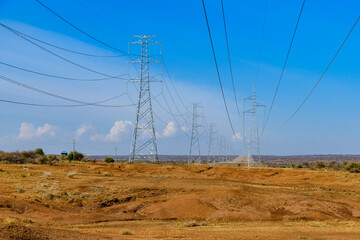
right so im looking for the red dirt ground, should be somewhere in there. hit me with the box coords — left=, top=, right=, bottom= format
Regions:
left=0, top=163, right=359, bottom=239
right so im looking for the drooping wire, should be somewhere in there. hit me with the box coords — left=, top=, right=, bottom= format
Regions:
left=261, top=0, right=306, bottom=136
left=0, top=92, right=128, bottom=108
left=283, top=15, right=360, bottom=125
left=1, top=23, right=127, bottom=80
left=34, top=0, right=131, bottom=55
left=126, top=91, right=187, bottom=139
left=0, top=61, right=129, bottom=82
left=160, top=56, right=189, bottom=112
left=220, top=0, right=242, bottom=119
left=201, top=0, right=238, bottom=137
left=19, top=30, right=127, bottom=58
left=0, top=74, right=134, bottom=107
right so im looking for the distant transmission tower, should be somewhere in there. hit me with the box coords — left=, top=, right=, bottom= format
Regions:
left=243, top=84, right=266, bottom=167
left=218, top=136, right=226, bottom=162
left=128, top=35, right=162, bottom=163
left=207, top=124, right=217, bottom=165
left=188, top=104, right=202, bottom=164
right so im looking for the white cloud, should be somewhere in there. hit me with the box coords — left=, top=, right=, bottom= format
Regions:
left=17, top=122, right=56, bottom=139
left=76, top=124, right=94, bottom=138
left=181, top=126, right=189, bottom=132
left=232, top=132, right=243, bottom=141
left=90, top=121, right=132, bottom=142
left=162, top=121, right=176, bottom=137
left=156, top=121, right=177, bottom=139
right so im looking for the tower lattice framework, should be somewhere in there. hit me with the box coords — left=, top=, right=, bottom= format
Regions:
left=129, top=35, right=161, bottom=163
left=188, top=104, right=202, bottom=164
left=207, top=124, right=217, bottom=165
left=243, top=84, right=266, bottom=167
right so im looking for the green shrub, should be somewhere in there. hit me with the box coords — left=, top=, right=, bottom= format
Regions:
left=104, top=157, right=114, bottom=163
left=48, top=155, right=58, bottom=164
left=67, top=151, right=84, bottom=161
left=315, top=161, right=326, bottom=169
left=34, top=148, right=45, bottom=156
left=21, top=150, right=36, bottom=159
left=346, top=162, right=360, bottom=173
left=38, top=156, right=48, bottom=164
left=0, top=151, right=25, bottom=164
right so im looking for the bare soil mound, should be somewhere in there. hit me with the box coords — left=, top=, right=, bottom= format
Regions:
left=0, top=225, right=49, bottom=240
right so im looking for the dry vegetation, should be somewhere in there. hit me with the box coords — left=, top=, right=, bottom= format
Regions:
left=0, top=162, right=359, bottom=239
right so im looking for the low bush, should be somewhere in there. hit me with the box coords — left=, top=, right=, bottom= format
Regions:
left=315, top=161, right=326, bottom=169
left=346, top=162, right=360, bottom=173
left=38, top=156, right=48, bottom=164
left=104, top=157, right=114, bottom=163
left=67, top=151, right=84, bottom=161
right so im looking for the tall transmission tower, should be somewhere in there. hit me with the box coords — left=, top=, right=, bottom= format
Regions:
left=128, top=35, right=162, bottom=163
left=226, top=142, right=234, bottom=162
left=207, top=124, right=217, bottom=165
left=188, top=104, right=202, bottom=164
left=243, top=84, right=266, bottom=167
left=218, top=136, right=226, bottom=162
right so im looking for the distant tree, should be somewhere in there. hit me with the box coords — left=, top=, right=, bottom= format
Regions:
left=34, top=148, right=45, bottom=156
left=67, top=151, right=84, bottom=161
left=104, top=157, right=114, bottom=163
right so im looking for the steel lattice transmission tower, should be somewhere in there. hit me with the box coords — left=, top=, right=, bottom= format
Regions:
left=218, top=136, right=226, bottom=162
left=243, top=84, right=266, bottom=167
left=188, top=104, right=202, bottom=164
left=207, top=124, right=217, bottom=165
left=128, top=35, right=162, bottom=163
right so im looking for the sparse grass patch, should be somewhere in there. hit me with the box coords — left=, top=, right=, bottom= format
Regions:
left=4, top=217, right=18, bottom=225
left=185, top=221, right=200, bottom=227
left=16, top=185, right=25, bottom=193
left=80, top=193, right=89, bottom=198
left=67, top=172, right=76, bottom=178
left=122, top=229, right=133, bottom=235
left=43, top=172, right=52, bottom=178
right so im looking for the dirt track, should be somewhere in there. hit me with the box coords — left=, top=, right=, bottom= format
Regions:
left=0, top=163, right=359, bottom=239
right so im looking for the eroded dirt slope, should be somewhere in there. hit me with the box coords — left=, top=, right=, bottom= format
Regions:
left=0, top=163, right=359, bottom=239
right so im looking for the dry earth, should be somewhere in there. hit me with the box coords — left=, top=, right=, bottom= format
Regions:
left=0, top=163, right=359, bottom=239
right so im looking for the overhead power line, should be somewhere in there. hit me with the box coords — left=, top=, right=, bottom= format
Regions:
left=160, top=56, right=189, bottom=112
left=1, top=23, right=127, bottom=80
left=20, top=31, right=127, bottom=58
left=0, top=93, right=127, bottom=108
left=35, top=0, right=131, bottom=54
left=261, top=0, right=306, bottom=136
left=0, top=61, right=128, bottom=82
left=284, top=15, right=360, bottom=124
left=201, top=0, right=237, bottom=137
left=0, top=74, right=133, bottom=107
left=220, top=0, right=242, bottom=119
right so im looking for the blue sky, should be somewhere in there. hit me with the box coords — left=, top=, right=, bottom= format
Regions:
left=0, top=0, right=359, bottom=156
